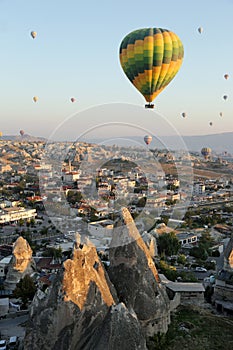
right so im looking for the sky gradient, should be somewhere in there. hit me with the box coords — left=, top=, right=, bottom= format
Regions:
left=0, top=0, right=232, bottom=138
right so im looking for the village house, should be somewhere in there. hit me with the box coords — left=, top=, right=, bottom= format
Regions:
left=0, top=207, right=37, bottom=224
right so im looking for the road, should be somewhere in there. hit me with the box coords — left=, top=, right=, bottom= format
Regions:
left=0, top=314, right=28, bottom=339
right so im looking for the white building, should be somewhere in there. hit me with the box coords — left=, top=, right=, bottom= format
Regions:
left=0, top=207, right=37, bottom=224
left=88, top=219, right=114, bottom=239
left=193, top=183, right=205, bottom=195
left=62, top=171, right=80, bottom=183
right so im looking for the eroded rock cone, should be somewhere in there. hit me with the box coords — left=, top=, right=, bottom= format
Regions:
left=108, top=207, right=170, bottom=336
left=24, top=234, right=147, bottom=350
left=4, top=236, right=36, bottom=291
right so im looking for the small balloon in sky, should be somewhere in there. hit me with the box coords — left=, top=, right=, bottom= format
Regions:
left=223, top=95, right=228, bottom=101
left=33, top=96, right=38, bottom=102
left=31, top=31, right=37, bottom=39
left=144, top=135, right=152, bottom=145
left=198, top=27, right=203, bottom=34
left=209, top=122, right=213, bottom=126
left=219, top=112, right=223, bottom=117
left=224, top=74, right=229, bottom=80
left=181, top=112, right=186, bottom=118
left=19, top=129, right=25, bottom=136
left=201, top=147, right=211, bottom=159
left=70, top=97, right=76, bottom=103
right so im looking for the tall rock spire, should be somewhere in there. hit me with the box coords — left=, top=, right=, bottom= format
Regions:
left=4, top=236, right=35, bottom=291
left=63, top=234, right=114, bottom=309
left=108, top=207, right=170, bottom=336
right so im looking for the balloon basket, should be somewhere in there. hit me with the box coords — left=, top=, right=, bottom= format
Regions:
left=145, top=104, right=154, bottom=109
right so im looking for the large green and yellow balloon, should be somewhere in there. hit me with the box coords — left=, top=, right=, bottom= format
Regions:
left=119, top=27, right=184, bottom=106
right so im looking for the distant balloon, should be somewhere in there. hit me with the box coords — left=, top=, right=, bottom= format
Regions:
left=219, top=112, right=223, bottom=117
left=223, top=95, right=228, bottom=100
left=181, top=112, right=186, bottom=118
left=201, top=147, right=211, bottom=159
left=224, top=74, right=229, bottom=80
left=0, top=131, right=2, bottom=138
left=144, top=135, right=152, bottom=146
left=198, top=27, right=203, bottom=34
left=19, top=130, right=25, bottom=136
left=31, top=31, right=37, bottom=39
left=33, top=96, right=38, bottom=103
left=209, top=122, right=213, bottom=126
left=70, top=97, right=76, bottom=103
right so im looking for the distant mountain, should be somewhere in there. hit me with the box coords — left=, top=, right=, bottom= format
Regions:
left=172, top=132, right=233, bottom=153
left=1, top=134, right=47, bottom=142
left=83, top=132, right=233, bottom=154
left=2, top=131, right=233, bottom=153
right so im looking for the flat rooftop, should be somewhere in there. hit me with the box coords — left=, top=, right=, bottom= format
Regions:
left=159, top=274, right=205, bottom=293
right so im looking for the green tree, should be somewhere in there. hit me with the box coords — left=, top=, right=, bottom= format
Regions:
left=13, top=274, right=36, bottom=308
left=18, top=218, right=24, bottom=227
left=157, top=232, right=180, bottom=256
left=42, top=247, right=62, bottom=259
left=177, top=254, right=186, bottom=265
left=189, top=246, right=208, bottom=261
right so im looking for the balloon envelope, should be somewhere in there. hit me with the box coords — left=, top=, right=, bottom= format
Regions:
left=181, top=112, right=186, bottom=118
left=33, top=96, right=38, bottom=102
left=70, top=97, right=76, bottom=103
left=201, top=147, right=211, bottom=158
left=0, top=131, right=2, bottom=137
left=223, top=95, right=228, bottom=100
left=31, top=31, right=37, bottom=39
left=19, top=130, right=25, bottom=136
left=198, top=27, right=203, bottom=34
left=224, top=74, right=229, bottom=80
left=119, top=27, right=184, bottom=104
left=144, top=135, right=152, bottom=145
left=209, top=122, right=213, bottom=126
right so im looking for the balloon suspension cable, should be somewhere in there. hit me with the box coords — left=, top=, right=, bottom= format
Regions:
left=145, top=103, right=154, bottom=109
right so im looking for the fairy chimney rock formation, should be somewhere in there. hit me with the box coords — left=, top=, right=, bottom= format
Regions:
left=63, top=234, right=115, bottom=309
left=108, top=207, right=170, bottom=336
left=23, top=233, right=149, bottom=350
left=4, top=236, right=35, bottom=291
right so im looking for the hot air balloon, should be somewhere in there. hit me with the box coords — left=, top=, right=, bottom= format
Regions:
left=224, top=74, right=229, bottom=80
left=0, top=131, right=2, bottom=138
left=119, top=27, right=184, bottom=108
left=31, top=31, right=37, bottom=39
left=144, top=135, right=152, bottom=145
left=209, top=122, right=213, bottom=126
left=198, top=27, right=203, bottom=34
left=219, top=112, right=223, bottom=117
left=223, top=95, right=228, bottom=100
left=19, top=130, right=25, bottom=136
left=33, top=96, right=38, bottom=103
left=181, top=112, right=186, bottom=118
left=70, top=97, right=76, bottom=103
left=201, top=147, right=211, bottom=160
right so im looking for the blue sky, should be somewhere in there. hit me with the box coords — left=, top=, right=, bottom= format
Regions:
left=0, top=0, right=233, bottom=138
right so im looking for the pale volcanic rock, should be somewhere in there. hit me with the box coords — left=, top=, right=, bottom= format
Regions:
left=63, top=235, right=114, bottom=309
left=12, top=236, right=34, bottom=272
left=110, top=208, right=159, bottom=282
left=4, top=237, right=35, bottom=291
left=24, top=213, right=171, bottom=349
left=141, top=231, right=158, bottom=258
left=108, top=207, right=170, bottom=336
left=94, top=303, right=147, bottom=350
left=23, top=234, right=149, bottom=349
